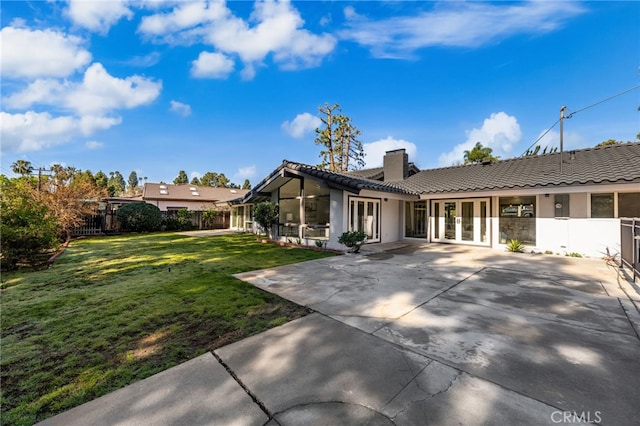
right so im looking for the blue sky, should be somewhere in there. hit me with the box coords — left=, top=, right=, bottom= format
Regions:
left=1, top=0, right=638, bottom=185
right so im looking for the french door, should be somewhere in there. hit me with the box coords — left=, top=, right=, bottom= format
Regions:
left=432, top=198, right=489, bottom=245
left=349, top=198, right=380, bottom=243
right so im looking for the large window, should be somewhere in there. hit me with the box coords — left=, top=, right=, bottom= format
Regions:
left=619, top=193, right=640, bottom=218
left=278, top=179, right=301, bottom=237
left=499, top=196, right=536, bottom=244
left=303, top=180, right=330, bottom=239
left=591, top=193, right=614, bottom=218
left=278, top=178, right=331, bottom=239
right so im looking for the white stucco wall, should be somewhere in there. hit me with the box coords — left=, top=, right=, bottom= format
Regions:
left=381, top=198, right=402, bottom=243
left=536, top=218, right=620, bottom=258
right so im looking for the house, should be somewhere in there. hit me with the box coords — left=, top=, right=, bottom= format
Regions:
left=142, top=183, right=249, bottom=212
left=241, top=143, right=640, bottom=257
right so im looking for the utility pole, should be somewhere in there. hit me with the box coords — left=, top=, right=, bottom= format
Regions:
left=559, top=106, right=566, bottom=174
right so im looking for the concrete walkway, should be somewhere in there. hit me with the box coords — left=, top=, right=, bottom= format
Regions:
left=39, top=244, right=640, bottom=426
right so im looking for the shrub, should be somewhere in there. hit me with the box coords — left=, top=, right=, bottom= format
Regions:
left=506, top=239, right=524, bottom=253
left=116, top=203, right=161, bottom=232
left=1, top=177, right=60, bottom=270
left=176, top=209, right=194, bottom=230
left=253, top=202, right=278, bottom=238
left=161, top=217, right=182, bottom=231
left=338, top=231, right=367, bottom=253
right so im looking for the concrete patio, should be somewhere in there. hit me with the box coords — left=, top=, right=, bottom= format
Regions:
left=39, top=244, right=640, bottom=425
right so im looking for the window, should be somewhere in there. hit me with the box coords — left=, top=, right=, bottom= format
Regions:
left=278, top=179, right=301, bottom=237
left=554, top=194, right=569, bottom=218
left=619, top=192, right=640, bottom=218
left=499, top=196, right=536, bottom=244
left=591, top=193, right=614, bottom=218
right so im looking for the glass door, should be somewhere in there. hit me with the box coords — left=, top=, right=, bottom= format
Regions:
left=349, top=198, right=380, bottom=242
left=444, top=202, right=457, bottom=240
left=433, top=199, right=490, bottom=245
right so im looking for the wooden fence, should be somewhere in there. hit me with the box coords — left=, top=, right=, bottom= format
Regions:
left=71, top=210, right=231, bottom=236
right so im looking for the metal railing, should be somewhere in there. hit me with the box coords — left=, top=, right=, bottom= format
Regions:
left=620, top=218, right=640, bottom=283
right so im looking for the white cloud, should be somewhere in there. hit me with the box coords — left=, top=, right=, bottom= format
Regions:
left=438, top=112, right=522, bottom=167
left=235, top=165, right=257, bottom=180
left=0, top=26, right=92, bottom=79
left=85, top=140, right=104, bottom=149
left=121, top=51, right=162, bottom=68
left=0, top=111, right=120, bottom=153
left=535, top=129, right=584, bottom=152
left=340, top=2, right=585, bottom=58
left=281, top=112, right=320, bottom=138
left=6, top=63, right=161, bottom=115
left=169, top=100, right=192, bottom=117
left=190, top=171, right=202, bottom=180
left=66, top=63, right=162, bottom=115
left=66, top=0, right=133, bottom=34
left=363, top=137, right=418, bottom=168
left=138, top=0, right=336, bottom=79
left=191, top=51, right=235, bottom=79
left=138, top=1, right=226, bottom=35
left=1, top=62, right=157, bottom=153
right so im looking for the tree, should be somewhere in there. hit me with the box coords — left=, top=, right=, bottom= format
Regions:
left=174, top=170, right=189, bottom=184
left=253, top=201, right=278, bottom=238
left=463, top=142, right=499, bottom=164
left=94, top=171, right=108, bottom=189
left=242, top=179, right=251, bottom=190
left=596, top=139, right=620, bottom=147
left=107, top=171, right=126, bottom=196
left=217, top=173, right=230, bottom=188
left=39, top=166, right=108, bottom=237
left=315, top=103, right=365, bottom=172
left=200, top=172, right=219, bottom=187
left=11, top=160, right=34, bottom=176
left=127, top=171, right=139, bottom=194
left=190, top=176, right=201, bottom=185
left=116, top=202, right=161, bottom=232
left=0, top=176, right=60, bottom=270
left=524, top=145, right=558, bottom=156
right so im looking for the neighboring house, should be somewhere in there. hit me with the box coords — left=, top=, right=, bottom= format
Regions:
left=142, top=183, right=249, bottom=213
left=242, top=144, right=640, bottom=257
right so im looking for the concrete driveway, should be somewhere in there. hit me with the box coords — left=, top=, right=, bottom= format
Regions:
left=232, top=244, right=640, bottom=425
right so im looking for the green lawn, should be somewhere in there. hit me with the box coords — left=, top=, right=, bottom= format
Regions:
left=0, top=232, right=334, bottom=425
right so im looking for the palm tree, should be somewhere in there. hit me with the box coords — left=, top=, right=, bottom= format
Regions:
left=11, top=160, right=34, bottom=176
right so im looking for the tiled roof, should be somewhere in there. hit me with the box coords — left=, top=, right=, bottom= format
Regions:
left=243, top=161, right=415, bottom=203
left=282, top=161, right=411, bottom=194
left=143, top=183, right=249, bottom=202
left=399, top=143, right=640, bottom=194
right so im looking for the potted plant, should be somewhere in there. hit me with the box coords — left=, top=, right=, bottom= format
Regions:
left=338, top=231, right=367, bottom=253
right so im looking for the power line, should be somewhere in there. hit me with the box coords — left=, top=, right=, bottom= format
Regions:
left=566, top=84, right=640, bottom=119
left=520, top=84, right=640, bottom=157
left=519, top=119, right=560, bottom=157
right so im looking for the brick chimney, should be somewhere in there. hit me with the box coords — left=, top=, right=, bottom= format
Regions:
left=383, top=149, right=409, bottom=182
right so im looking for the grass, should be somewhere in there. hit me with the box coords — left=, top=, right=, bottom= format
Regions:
left=0, top=232, right=334, bottom=425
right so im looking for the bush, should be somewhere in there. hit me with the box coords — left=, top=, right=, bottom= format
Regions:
left=1, top=177, right=60, bottom=270
left=338, top=231, right=367, bottom=253
left=176, top=209, right=194, bottom=230
left=116, top=203, right=161, bottom=232
left=161, top=217, right=182, bottom=231
left=253, top=202, right=278, bottom=238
